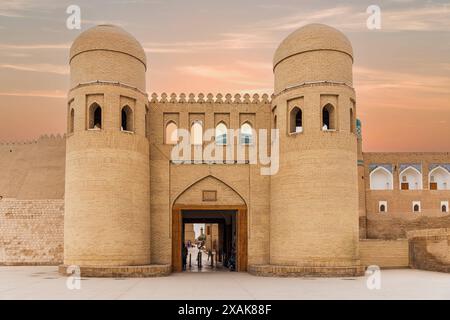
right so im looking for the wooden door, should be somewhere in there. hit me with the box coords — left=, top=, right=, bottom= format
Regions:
left=237, top=208, right=248, bottom=272
left=401, top=183, right=409, bottom=190
left=172, top=208, right=182, bottom=272
left=430, top=182, right=437, bottom=190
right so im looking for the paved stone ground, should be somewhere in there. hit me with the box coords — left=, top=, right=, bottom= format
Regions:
left=185, top=246, right=228, bottom=272
left=0, top=266, right=449, bottom=300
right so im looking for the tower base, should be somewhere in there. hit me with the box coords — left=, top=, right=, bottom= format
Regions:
left=58, top=264, right=171, bottom=278
left=248, top=264, right=365, bottom=277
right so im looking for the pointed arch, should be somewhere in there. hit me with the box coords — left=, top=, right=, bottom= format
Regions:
left=240, top=121, right=253, bottom=145
left=172, top=174, right=247, bottom=207
left=88, top=102, right=102, bottom=129
left=370, top=166, right=394, bottom=190
left=289, top=107, right=303, bottom=133
left=171, top=175, right=248, bottom=273
left=69, top=108, right=75, bottom=134
left=165, top=121, right=178, bottom=144
left=322, top=103, right=336, bottom=130
left=429, top=166, right=450, bottom=190
left=121, top=105, right=134, bottom=132
left=190, top=120, right=203, bottom=145
left=215, top=121, right=228, bottom=145
left=400, top=166, right=423, bottom=190
left=350, top=108, right=356, bottom=133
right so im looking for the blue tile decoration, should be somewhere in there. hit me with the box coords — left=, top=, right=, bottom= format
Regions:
left=369, top=164, right=393, bottom=174
left=356, top=118, right=362, bottom=138
left=429, top=163, right=450, bottom=173
left=399, top=163, right=422, bottom=173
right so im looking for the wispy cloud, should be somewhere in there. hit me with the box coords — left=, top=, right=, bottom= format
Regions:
left=267, top=6, right=355, bottom=31
left=258, top=3, right=450, bottom=32
left=0, top=52, right=32, bottom=58
left=377, top=5, right=450, bottom=32
left=81, top=19, right=129, bottom=28
left=0, top=11, right=23, bottom=17
left=355, top=66, right=450, bottom=112
left=355, top=66, right=450, bottom=94
left=0, top=43, right=70, bottom=50
left=0, top=63, right=69, bottom=75
left=143, top=32, right=276, bottom=54
left=236, top=60, right=272, bottom=71
left=176, top=65, right=270, bottom=87
left=144, top=45, right=191, bottom=53
left=0, top=90, right=65, bottom=98
left=146, top=3, right=449, bottom=58
left=0, top=0, right=41, bottom=18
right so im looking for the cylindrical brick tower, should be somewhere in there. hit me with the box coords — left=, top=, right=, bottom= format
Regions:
left=63, top=25, right=151, bottom=268
left=357, top=119, right=367, bottom=239
left=268, top=24, right=363, bottom=276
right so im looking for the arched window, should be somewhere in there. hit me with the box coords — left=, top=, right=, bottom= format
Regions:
left=350, top=108, right=356, bottom=133
left=413, top=204, right=420, bottom=212
left=380, top=204, right=386, bottom=212
left=69, top=108, right=74, bottom=134
left=165, top=121, right=178, bottom=144
left=121, top=105, right=133, bottom=132
left=145, top=106, right=149, bottom=138
left=289, top=107, right=303, bottom=133
left=400, top=167, right=423, bottom=190
left=322, top=103, right=335, bottom=130
left=429, top=166, right=450, bottom=190
left=442, top=204, right=448, bottom=213
left=240, top=122, right=253, bottom=145
left=370, top=167, right=394, bottom=190
left=215, top=122, right=227, bottom=145
left=191, top=120, right=203, bottom=145
left=88, top=103, right=102, bottom=129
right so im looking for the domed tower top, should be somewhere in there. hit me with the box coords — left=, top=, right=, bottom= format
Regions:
left=69, top=25, right=147, bottom=90
left=273, top=23, right=353, bottom=94
left=273, top=23, right=353, bottom=68
left=70, top=24, right=147, bottom=67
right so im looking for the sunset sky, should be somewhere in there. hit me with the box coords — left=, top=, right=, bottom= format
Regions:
left=0, top=0, right=449, bottom=151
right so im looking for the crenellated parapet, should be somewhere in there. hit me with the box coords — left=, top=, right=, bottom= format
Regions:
left=0, top=134, right=66, bottom=146
left=38, top=133, right=66, bottom=141
left=0, top=140, right=37, bottom=146
left=150, top=92, right=273, bottom=104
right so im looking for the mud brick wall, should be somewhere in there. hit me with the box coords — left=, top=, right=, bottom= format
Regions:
left=359, top=239, right=409, bottom=268
left=367, top=213, right=450, bottom=240
left=0, top=199, right=64, bottom=265
left=407, top=228, right=450, bottom=273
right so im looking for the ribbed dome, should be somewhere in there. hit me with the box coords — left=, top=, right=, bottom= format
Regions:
left=273, top=24, right=353, bottom=68
left=70, top=24, right=146, bottom=67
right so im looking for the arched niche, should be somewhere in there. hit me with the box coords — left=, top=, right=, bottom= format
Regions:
left=400, top=166, right=423, bottom=190
left=370, top=167, right=394, bottom=190
left=429, top=166, right=450, bottom=190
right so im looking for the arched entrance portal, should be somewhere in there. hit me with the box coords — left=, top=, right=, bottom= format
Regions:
left=171, top=176, right=248, bottom=272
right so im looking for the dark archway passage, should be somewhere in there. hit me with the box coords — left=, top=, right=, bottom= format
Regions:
left=172, top=206, right=247, bottom=273
left=182, top=210, right=235, bottom=272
